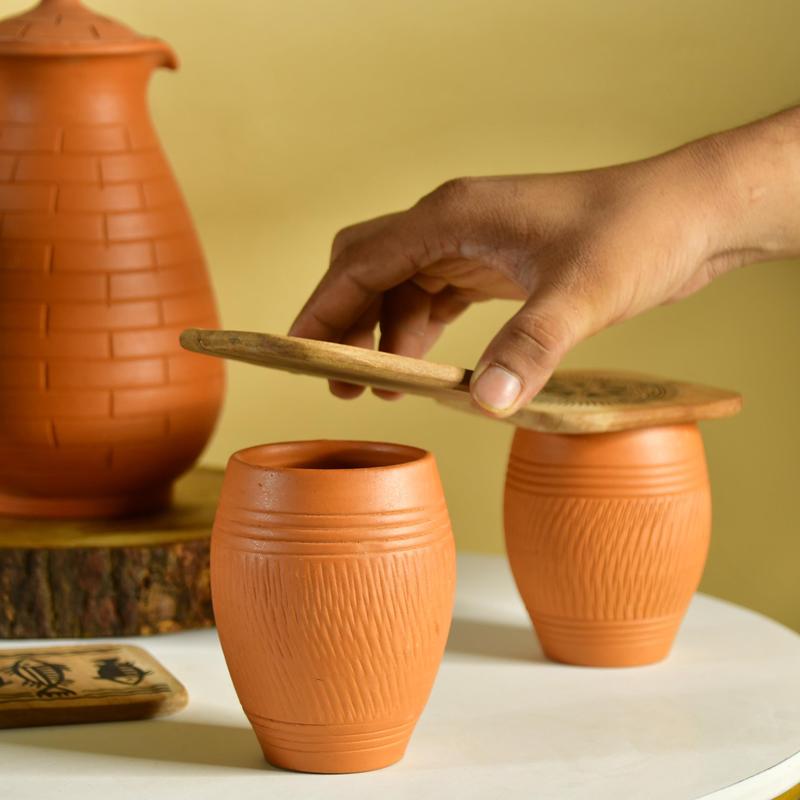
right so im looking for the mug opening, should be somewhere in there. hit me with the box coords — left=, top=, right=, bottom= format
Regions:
left=234, top=440, right=428, bottom=472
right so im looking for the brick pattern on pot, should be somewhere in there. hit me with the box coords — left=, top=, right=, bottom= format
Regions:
left=0, top=119, right=223, bottom=502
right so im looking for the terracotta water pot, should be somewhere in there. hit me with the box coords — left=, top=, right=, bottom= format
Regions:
left=504, top=423, right=711, bottom=667
left=211, top=440, right=456, bottom=773
left=0, top=0, right=223, bottom=518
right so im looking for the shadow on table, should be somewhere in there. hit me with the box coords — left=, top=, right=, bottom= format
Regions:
left=446, top=617, right=545, bottom=663
left=0, top=718, right=270, bottom=770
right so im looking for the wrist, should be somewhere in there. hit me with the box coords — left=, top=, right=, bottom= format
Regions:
left=691, top=108, right=800, bottom=267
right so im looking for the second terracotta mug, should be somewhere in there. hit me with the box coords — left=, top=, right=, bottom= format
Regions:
left=212, top=440, right=455, bottom=773
left=504, top=423, right=711, bottom=667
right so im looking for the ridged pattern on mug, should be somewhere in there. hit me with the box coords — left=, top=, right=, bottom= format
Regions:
left=531, top=613, right=682, bottom=644
left=212, top=500, right=455, bottom=725
left=212, top=442, right=455, bottom=771
left=504, top=424, right=711, bottom=665
left=212, top=529, right=454, bottom=725
left=213, top=502, right=452, bottom=555
left=245, top=713, right=417, bottom=754
left=506, top=453, right=708, bottom=496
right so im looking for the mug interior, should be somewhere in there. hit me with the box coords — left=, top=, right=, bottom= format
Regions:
left=234, top=440, right=428, bottom=471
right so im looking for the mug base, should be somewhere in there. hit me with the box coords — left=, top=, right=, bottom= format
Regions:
left=532, top=613, right=682, bottom=667
left=260, top=740, right=407, bottom=774
left=250, top=716, right=414, bottom=774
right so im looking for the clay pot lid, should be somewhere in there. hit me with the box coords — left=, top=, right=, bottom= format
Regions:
left=0, top=0, right=176, bottom=65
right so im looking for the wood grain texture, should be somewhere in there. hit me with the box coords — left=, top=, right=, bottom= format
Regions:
left=180, top=328, right=742, bottom=433
left=504, top=424, right=711, bottom=666
left=0, top=468, right=219, bottom=638
left=0, top=643, right=186, bottom=728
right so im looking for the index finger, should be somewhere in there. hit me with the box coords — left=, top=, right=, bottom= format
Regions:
left=289, top=212, right=426, bottom=342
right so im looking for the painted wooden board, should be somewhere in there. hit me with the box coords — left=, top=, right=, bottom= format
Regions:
left=0, top=643, right=187, bottom=728
left=180, top=329, right=743, bottom=433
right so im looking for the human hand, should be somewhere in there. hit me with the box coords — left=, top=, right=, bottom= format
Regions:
left=290, top=110, right=800, bottom=416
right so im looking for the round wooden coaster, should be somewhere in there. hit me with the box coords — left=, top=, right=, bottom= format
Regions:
left=0, top=467, right=221, bottom=639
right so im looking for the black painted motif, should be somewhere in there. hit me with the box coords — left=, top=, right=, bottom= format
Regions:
left=5, top=659, right=75, bottom=699
left=95, top=658, right=151, bottom=687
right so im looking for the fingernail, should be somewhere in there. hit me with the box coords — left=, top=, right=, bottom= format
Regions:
left=472, top=364, right=522, bottom=413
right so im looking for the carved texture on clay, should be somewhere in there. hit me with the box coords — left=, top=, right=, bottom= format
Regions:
left=504, top=424, right=711, bottom=666
left=212, top=442, right=456, bottom=773
left=0, top=1, right=223, bottom=516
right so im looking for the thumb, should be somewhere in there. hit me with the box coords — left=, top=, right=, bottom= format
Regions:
left=470, top=291, right=592, bottom=417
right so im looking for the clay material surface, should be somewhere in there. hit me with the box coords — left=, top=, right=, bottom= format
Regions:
left=0, top=0, right=223, bottom=518
left=211, top=440, right=456, bottom=773
left=504, top=423, right=711, bottom=667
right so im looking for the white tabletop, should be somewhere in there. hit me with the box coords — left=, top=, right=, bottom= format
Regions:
left=1, top=553, right=798, bottom=800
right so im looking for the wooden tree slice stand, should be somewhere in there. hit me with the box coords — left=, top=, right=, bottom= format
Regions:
left=0, top=468, right=221, bottom=639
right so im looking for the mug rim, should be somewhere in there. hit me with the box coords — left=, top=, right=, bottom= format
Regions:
left=231, top=439, right=431, bottom=474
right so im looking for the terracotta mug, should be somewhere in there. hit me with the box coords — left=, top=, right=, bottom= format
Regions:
left=211, top=440, right=456, bottom=773
left=504, top=423, right=711, bottom=667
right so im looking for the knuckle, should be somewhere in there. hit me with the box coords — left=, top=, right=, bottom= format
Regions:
left=331, top=227, right=351, bottom=251
left=328, top=253, right=350, bottom=275
left=508, top=312, right=572, bottom=369
left=331, top=238, right=365, bottom=272
left=330, top=224, right=363, bottom=261
left=334, top=223, right=360, bottom=244
left=420, top=177, right=476, bottom=212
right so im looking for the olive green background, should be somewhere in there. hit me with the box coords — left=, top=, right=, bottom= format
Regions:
left=13, top=1, right=798, bottom=628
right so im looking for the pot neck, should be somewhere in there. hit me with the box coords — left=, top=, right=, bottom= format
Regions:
left=0, top=53, right=162, bottom=125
